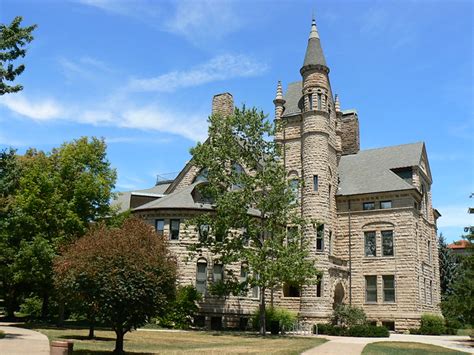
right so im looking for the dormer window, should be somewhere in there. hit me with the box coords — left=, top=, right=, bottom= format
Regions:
left=193, top=168, right=208, bottom=183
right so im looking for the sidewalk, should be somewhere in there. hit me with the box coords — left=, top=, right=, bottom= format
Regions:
left=302, top=333, right=473, bottom=355
left=0, top=323, right=49, bottom=355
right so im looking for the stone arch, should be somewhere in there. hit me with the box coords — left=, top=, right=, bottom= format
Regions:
left=333, top=282, right=345, bottom=309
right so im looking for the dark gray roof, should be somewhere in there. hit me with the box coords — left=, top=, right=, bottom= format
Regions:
left=110, top=181, right=172, bottom=213
left=282, top=81, right=302, bottom=117
left=338, top=142, right=425, bottom=196
left=134, top=182, right=212, bottom=212
left=303, top=37, right=327, bottom=68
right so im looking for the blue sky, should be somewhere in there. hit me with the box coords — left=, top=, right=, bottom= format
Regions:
left=0, top=0, right=472, bottom=242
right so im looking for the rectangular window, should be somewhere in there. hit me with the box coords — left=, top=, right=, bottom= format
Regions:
left=155, top=219, right=164, bottom=236
left=313, top=175, right=318, bottom=191
left=380, top=200, right=392, bottom=209
left=252, top=273, right=259, bottom=299
left=328, top=184, right=332, bottom=207
left=170, top=219, right=180, bottom=240
left=308, top=94, right=313, bottom=110
left=382, top=230, right=394, bottom=256
left=383, top=275, right=395, bottom=302
left=213, top=264, right=223, bottom=283
left=240, top=265, right=248, bottom=283
left=317, top=93, right=322, bottom=109
left=316, top=277, right=322, bottom=297
left=328, top=231, right=333, bottom=255
left=196, top=262, right=207, bottom=294
left=364, top=231, right=376, bottom=257
left=199, top=224, right=209, bottom=242
left=316, top=224, right=324, bottom=251
left=363, top=202, right=375, bottom=210
left=289, top=179, right=299, bottom=204
left=365, top=275, right=377, bottom=303
left=429, top=280, right=433, bottom=305
left=423, top=278, right=427, bottom=304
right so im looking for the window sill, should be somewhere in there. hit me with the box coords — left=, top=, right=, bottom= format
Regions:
left=281, top=296, right=301, bottom=299
left=383, top=302, right=396, bottom=304
left=364, top=302, right=378, bottom=305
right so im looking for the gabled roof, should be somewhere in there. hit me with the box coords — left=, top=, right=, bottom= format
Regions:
left=111, top=181, right=172, bottom=213
left=337, top=142, right=425, bottom=196
left=134, top=182, right=212, bottom=212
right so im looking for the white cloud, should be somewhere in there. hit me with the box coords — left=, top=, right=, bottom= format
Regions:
left=0, top=94, right=65, bottom=121
left=129, top=54, right=268, bottom=92
left=59, top=56, right=114, bottom=80
left=437, top=205, right=474, bottom=228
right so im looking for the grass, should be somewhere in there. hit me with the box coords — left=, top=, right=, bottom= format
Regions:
left=457, top=328, right=473, bottom=337
left=34, top=326, right=327, bottom=354
left=362, top=341, right=469, bottom=355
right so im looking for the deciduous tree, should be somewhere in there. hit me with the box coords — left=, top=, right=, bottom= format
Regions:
left=188, top=106, right=319, bottom=335
left=55, top=218, right=177, bottom=354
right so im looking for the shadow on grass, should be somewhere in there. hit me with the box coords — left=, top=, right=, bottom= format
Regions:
left=58, top=335, right=114, bottom=342
left=73, top=351, right=154, bottom=355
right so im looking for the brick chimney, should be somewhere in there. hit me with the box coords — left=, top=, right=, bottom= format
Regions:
left=212, top=93, right=234, bottom=117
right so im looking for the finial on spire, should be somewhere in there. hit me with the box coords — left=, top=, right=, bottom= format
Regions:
left=309, top=16, right=320, bottom=39
left=275, top=80, right=283, bottom=100
left=335, top=94, right=341, bottom=112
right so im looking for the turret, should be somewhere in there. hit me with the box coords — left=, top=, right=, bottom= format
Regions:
left=273, top=80, right=286, bottom=120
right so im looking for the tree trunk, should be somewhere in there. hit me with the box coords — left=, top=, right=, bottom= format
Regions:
left=88, top=322, right=95, bottom=339
left=41, top=293, right=49, bottom=319
left=259, top=286, right=266, bottom=336
left=114, top=329, right=124, bottom=354
left=57, top=300, right=65, bottom=327
left=5, top=287, right=18, bottom=319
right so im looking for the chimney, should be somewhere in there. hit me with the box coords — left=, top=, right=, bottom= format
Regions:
left=340, top=110, right=360, bottom=155
left=212, top=93, right=234, bottom=117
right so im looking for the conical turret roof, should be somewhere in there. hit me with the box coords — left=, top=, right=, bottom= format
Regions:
left=302, top=18, right=327, bottom=69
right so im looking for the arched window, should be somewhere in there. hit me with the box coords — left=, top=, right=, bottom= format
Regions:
left=193, top=168, right=208, bottom=183
left=196, top=259, right=208, bottom=295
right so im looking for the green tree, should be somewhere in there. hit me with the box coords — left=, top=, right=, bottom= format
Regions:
left=0, top=16, right=37, bottom=95
left=0, top=137, right=116, bottom=318
left=438, top=233, right=458, bottom=296
left=188, top=106, right=319, bottom=335
left=54, top=218, right=177, bottom=354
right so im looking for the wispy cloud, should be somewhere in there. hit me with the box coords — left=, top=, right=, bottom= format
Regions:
left=1, top=93, right=208, bottom=142
left=164, top=0, right=241, bottom=44
left=0, top=94, right=65, bottom=121
left=76, top=0, right=161, bottom=19
left=128, top=54, right=268, bottom=92
left=437, top=205, right=474, bottom=228
left=59, top=56, right=115, bottom=81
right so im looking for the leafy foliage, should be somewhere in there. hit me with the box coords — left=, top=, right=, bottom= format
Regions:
left=251, top=307, right=297, bottom=332
left=331, top=304, right=367, bottom=327
left=19, top=295, right=42, bottom=318
left=0, top=16, right=37, bottom=94
left=187, top=106, right=319, bottom=335
left=419, top=313, right=446, bottom=335
left=54, top=217, right=177, bottom=354
left=156, top=285, right=201, bottom=329
left=0, top=138, right=116, bottom=318
left=438, top=233, right=459, bottom=296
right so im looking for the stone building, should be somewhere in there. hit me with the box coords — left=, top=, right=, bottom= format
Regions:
left=113, top=19, right=441, bottom=331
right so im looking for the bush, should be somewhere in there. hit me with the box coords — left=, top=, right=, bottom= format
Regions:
left=156, top=285, right=201, bottom=329
left=419, top=314, right=446, bottom=335
left=332, top=304, right=367, bottom=327
left=252, top=307, right=297, bottom=332
left=313, top=323, right=389, bottom=337
left=0, top=330, right=5, bottom=339
left=346, top=324, right=389, bottom=337
left=19, top=296, right=42, bottom=318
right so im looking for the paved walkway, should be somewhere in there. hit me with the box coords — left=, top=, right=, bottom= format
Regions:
left=0, top=323, right=49, bottom=355
left=302, top=333, right=473, bottom=355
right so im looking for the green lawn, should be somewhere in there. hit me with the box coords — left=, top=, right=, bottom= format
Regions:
left=362, top=341, right=469, bottom=355
left=35, top=327, right=327, bottom=354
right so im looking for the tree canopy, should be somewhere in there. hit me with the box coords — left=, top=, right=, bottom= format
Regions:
left=0, top=16, right=37, bottom=95
left=0, top=137, right=116, bottom=318
left=188, top=106, right=319, bottom=335
left=54, top=218, right=177, bottom=354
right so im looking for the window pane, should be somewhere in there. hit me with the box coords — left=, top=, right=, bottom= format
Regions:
left=290, top=179, right=299, bottom=203
left=366, top=276, right=377, bottom=302
left=382, top=230, right=394, bottom=256
left=308, top=94, right=313, bottom=110
left=199, top=224, right=209, bottom=241
left=316, top=278, right=322, bottom=297
left=383, top=275, right=395, bottom=302
left=313, top=175, right=318, bottom=191
left=316, top=224, right=324, bottom=251
left=196, top=262, right=207, bottom=294
left=365, top=231, right=376, bottom=257
left=170, top=219, right=180, bottom=240
left=194, top=168, right=208, bottom=183
left=213, top=264, right=223, bottom=282
left=380, top=201, right=392, bottom=209
left=155, top=219, right=164, bottom=236
left=363, top=202, right=375, bottom=210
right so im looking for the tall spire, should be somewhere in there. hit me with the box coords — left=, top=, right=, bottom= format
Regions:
left=301, top=16, right=327, bottom=73
left=275, top=80, right=283, bottom=101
